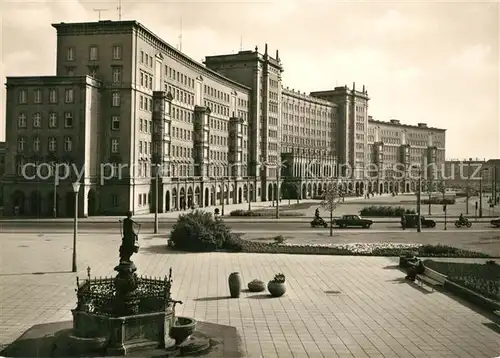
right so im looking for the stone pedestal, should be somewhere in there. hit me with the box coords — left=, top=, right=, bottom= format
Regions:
left=113, top=261, right=139, bottom=317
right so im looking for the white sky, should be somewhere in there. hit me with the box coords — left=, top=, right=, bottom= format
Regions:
left=1, top=0, right=499, bottom=160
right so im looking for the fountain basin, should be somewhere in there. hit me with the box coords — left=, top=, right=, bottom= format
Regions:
left=170, top=316, right=196, bottom=345
left=72, top=309, right=176, bottom=355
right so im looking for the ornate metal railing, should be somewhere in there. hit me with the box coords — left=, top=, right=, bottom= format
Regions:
left=75, top=267, right=173, bottom=317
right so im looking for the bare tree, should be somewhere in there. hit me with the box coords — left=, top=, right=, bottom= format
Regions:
left=321, top=185, right=344, bottom=237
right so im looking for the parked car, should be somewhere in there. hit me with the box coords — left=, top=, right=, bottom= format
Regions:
left=491, top=217, right=500, bottom=228
left=401, top=214, right=436, bottom=229
left=335, top=215, right=373, bottom=228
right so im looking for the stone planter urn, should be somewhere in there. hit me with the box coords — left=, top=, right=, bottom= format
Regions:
left=248, top=279, right=265, bottom=292
left=228, top=272, right=242, bottom=298
left=267, top=273, right=286, bottom=297
left=169, top=316, right=196, bottom=345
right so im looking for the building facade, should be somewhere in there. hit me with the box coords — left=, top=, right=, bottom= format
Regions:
left=2, top=20, right=446, bottom=217
left=367, top=118, right=446, bottom=194
left=444, top=158, right=499, bottom=198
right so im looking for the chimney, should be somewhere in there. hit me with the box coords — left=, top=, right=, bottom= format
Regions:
left=264, top=43, right=268, bottom=55
left=276, top=49, right=279, bottom=61
left=362, top=84, right=365, bottom=92
left=353, top=82, right=356, bottom=91
left=417, top=123, right=427, bottom=128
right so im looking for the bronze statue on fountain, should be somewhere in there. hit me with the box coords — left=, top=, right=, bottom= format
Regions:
left=119, top=211, right=141, bottom=263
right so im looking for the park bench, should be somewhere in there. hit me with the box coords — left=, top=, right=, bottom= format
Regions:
left=415, top=267, right=446, bottom=292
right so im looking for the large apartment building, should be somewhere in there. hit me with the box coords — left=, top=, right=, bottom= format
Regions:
left=2, top=20, right=446, bottom=217
left=367, top=118, right=446, bottom=194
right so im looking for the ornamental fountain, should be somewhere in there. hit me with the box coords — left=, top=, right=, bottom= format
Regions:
left=65, top=223, right=210, bottom=356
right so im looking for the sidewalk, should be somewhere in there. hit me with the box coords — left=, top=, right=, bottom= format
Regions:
left=0, top=235, right=499, bottom=357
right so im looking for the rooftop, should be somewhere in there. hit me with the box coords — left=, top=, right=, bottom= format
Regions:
left=282, top=87, right=336, bottom=107
left=369, top=118, right=446, bottom=132
left=5, top=75, right=101, bottom=88
left=52, top=20, right=250, bottom=91
left=204, top=44, right=282, bottom=69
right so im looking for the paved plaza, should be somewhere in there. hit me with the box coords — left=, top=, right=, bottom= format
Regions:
left=1, top=232, right=499, bottom=357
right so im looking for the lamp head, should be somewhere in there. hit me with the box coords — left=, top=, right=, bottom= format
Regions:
left=72, top=181, right=81, bottom=193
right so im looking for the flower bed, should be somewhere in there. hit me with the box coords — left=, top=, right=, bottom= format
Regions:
left=424, top=260, right=499, bottom=301
left=223, top=237, right=489, bottom=258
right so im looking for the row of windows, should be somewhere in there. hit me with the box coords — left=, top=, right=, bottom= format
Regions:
left=17, top=136, right=74, bottom=152
left=282, top=102, right=332, bottom=118
left=172, top=105, right=193, bottom=123
left=204, top=85, right=230, bottom=103
left=237, top=98, right=249, bottom=108
left=165, top=65, right=195, bottom=89
left=17, top=112, right=74, bottom=129
left=139, top=50, right=155, bottom=68
left=210, top=135, right=227, bottom=147
left=138, top=141, right=152, bottom=156
left=282, top=136, right=331, bottom=148
left=139, top=118, right=152, bottom=133
left=66, top=45, right=122, bottom=61
left=173, top=127, right=192, bottom=141
left=282, top=114, right=334, bottom=129
left=139, top=70, right=153, bottom=90
left=166, top=83, right=194, bottom=106
left=283, top=126, right=330, bottom=138
left=139, top=94, right=153, bottom=111
left=18, top=88, right=74, bottom=105
left=269, top=79, right=279, bottom=88
left=204, top=100, right=230, bottom=118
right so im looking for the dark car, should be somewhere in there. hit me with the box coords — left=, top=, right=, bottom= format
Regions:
left=401, top=214, right=436, bottom=229
left=491, top=218, right=500, bottom=228
left=335, top=215, right=373, bottom=228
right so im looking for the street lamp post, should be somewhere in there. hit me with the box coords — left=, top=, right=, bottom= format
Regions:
left=247, top=175, right=251, bottom=211
left=276, top=164, right=280, bottom=219
left=51, top=163, right=58, bottom=218
left=154, top=167, right=159, bottom=234
left=221, top=177, right=225, bottom=216
left=417, top=169, right=422, bottom=233
left=480, top=167, right=487, bottom=218
left=466, top=158, right=471, bottom=214
left=71, top=181, right=81, bottom=273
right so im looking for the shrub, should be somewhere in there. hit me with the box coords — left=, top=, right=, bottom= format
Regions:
left=273, top=235, right=286, bottom=244
left=170, top=210, right=234, bottom=252
left=359, top=206, right=416, bottom=217
left=271, top=273, right=286, bottom=283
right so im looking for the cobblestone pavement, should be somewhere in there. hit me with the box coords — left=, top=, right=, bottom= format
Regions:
left=1, top=233, right=499, bottom=357
left=244, top=231, right=500, bottom=257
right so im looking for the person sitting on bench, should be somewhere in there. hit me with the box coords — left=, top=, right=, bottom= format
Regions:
left=405, top=260, right=425, bottom=281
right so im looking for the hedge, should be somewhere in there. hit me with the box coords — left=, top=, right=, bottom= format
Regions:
left=359, top=206, right=416, bottom=217
left=422, top=198, right=456, bottom=205
left=229, top=209, right=304, bottom=217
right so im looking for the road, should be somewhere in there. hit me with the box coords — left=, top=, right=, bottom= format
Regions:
left=1, top=220, right=499, bottom=233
